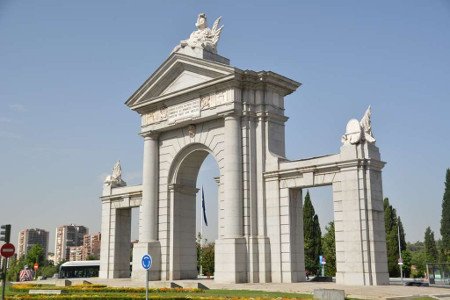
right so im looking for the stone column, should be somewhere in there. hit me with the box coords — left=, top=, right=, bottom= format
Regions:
left=215, top=113, right=247, bottom=283
left=141, top=133, right=159, bottom=242
left=132, top=132, right=161, bottom=281
left=223, top=114, right=243, bottom=237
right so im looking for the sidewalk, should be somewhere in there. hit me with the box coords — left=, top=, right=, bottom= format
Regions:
left=31, top=278, right=450, bottom=300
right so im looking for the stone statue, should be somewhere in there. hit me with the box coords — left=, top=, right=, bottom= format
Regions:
left=173, top=13, right=223, bottom=54
left=104, top=161, right=127, bottom=187
left=341, top=106, right=376, bottom=145
left=360, top=105, right=376, bottom=143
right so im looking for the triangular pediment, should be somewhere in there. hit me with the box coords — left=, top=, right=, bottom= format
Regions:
left=160, top=70, right=213, bottom=96
left=126, top=53, right=235, bottom=108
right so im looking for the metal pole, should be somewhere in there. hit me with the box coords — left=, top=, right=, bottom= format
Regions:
left=145, top=269, right=148, bottom=300
left=199, top=188, right=203, bottom=277
left=398, top=224, right=403, bottom=284
left=1, top=257, right=7, bottom=300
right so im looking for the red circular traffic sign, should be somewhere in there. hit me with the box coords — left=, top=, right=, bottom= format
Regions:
left=34, top=263, right=39, bottom=270
left=0, top=243, right=15, bottom=258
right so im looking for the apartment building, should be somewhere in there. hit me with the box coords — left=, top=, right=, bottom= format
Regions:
left=82, top=233, right=101, bottom=260
left=17, top=228, right=49, bottom=258
left=54, top=224, right=88, bottom=263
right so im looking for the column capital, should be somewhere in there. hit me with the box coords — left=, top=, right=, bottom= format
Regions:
left=140, top=131, right=159, bottom=140
left=219, top=110, right=242, bottom=120
left=168, top=183, right=199, bottom=196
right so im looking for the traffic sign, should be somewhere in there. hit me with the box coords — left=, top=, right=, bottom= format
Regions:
left=319, top=255, right=326, bottom=265
left=141, top=254, right=152, bottom=270
left=34, top=263, right=39, bottom=271
left=0, top=243, right=15, bottom=258
left=398, top=258, right=403, bottom=265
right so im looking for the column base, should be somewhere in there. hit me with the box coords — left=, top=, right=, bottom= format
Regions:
left=336, top=271, right=389, bottom=285
left=131, top=241, right=161, bottom=281
left=214, top=237, right=247, bottom=283
left=256, top=236, right=272, bottom=283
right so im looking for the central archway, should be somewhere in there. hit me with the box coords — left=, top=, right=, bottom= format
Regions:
left=168, top=143, right=220, bottom=280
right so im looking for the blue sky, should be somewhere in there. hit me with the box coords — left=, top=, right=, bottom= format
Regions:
left=1, top=1, right=449, bottom=251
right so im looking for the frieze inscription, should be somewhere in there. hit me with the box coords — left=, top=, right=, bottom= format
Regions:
left=168, top=99, right=200, bottom=123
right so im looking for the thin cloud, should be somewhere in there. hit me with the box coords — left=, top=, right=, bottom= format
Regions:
left=9, top=104, right=26, bottom=112
left=0, top=131, right=22, bottom=139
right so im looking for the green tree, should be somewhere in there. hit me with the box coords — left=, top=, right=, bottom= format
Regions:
left=440, top=168, right=450, bottom=262
left=401, top=249, right=412, bottom=278
left=201, top=242, right=215, bottom=277
left=87, top=254, right=98, bottom=260
left=303, top=191, right=322, bottom=275
left=407, top=241, right=424, bottom=253
left=24, top=244, right=46, bottom=269
left=424, top=227, right=438, bottom=264
left=321, top=221, right=336, bottom=276
left=410, top=250, right=427, bottom=278
left=40, top=264, right=58, bottom=278
left=398, top=217, right=407, bottom=252
left=384, top=198, right=402, bottom=277
left=6, top=256, right=26, bottom=281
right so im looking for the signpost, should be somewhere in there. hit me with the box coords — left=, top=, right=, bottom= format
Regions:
left=33, top=263, right=39, bottom=280
left=319, top=255, right=326, bottom=277
left=397, top=225, right=404, bottom=284
left=141, top=254, right=152, bottom=300
left=0, top=225, right=12, bottom=300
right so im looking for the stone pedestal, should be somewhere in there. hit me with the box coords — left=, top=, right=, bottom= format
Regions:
left=214, top=237, right=247, bottom=283
left=131, top=241, right=161, bottom=281
left=175, top=47, right=230, bottom=65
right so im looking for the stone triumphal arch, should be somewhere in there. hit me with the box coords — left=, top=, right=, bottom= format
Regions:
left=99, top=14, right=389, bottom=285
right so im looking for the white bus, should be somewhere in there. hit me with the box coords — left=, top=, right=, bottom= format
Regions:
left=59, top=260, right=100, bottom=278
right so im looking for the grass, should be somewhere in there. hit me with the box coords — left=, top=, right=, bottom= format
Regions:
left=4, top=284, right=313, bottom=299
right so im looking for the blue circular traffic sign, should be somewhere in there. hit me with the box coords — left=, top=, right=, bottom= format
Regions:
left=142, top=254, right=152, bottom=270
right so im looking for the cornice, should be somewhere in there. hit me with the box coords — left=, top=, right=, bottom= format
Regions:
left=264, top=158, right=386, bottom=180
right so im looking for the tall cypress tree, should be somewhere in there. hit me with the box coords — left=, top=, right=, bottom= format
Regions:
left=303, top=191, right=321, bottom=275
left=313, top=214, right=322, bottom=266
left=398, top=217, right=407, bottom=252
left=440, top=169, right=450, bottom=262
left=424, top=227, right=438, bottom=264
left=383, top=198, right=406, bottom=277
left=322, top=221, right=336, bottom=276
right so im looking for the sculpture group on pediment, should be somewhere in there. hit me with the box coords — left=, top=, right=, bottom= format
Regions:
left=173, top=13, right=223, bottom=54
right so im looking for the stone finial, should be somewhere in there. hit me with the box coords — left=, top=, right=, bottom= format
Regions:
left=173, top=13, right=224, bottom=54
left=104, top=161, right=127, bottom=187
left=341, top=106, right=376, bottom=145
